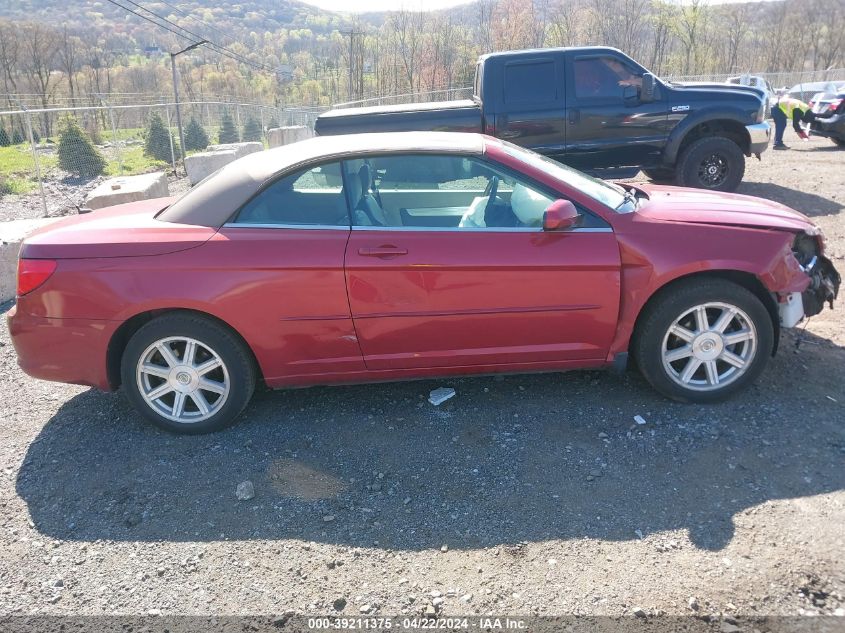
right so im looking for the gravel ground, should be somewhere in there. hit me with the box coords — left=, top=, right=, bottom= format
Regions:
left=0, top=129, right=843, bottom=629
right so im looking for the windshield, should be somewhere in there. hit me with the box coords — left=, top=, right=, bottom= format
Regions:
left=498, top=140, right=632, bottom=212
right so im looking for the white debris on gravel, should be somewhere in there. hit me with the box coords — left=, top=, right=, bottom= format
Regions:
left=428, top=387, right=456, bottom=406
left=634, top=415, right=648, bottom=425
left=235, top=481, right=255, bottom=501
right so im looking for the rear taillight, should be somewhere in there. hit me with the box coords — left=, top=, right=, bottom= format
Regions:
left=17, top=259, right=57, bottom=296
left=831, top=99, right=843, bottom=113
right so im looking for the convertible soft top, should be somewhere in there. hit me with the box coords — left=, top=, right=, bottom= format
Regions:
left=159, top=131, right=486, bottom=227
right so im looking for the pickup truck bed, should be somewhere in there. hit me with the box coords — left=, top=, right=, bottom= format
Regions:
left=316, top=99, right=482, bottom=136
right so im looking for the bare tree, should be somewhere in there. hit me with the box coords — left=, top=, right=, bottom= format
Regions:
left=19, top=23, right=60, bottom=135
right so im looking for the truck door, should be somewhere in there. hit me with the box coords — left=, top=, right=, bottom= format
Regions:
left=564, top=53, right=668, bottom=171
left=492, top=56, right=567, bottom=161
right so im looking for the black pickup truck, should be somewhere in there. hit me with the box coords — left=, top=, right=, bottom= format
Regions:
left=315, top=47, right=771, bottom=192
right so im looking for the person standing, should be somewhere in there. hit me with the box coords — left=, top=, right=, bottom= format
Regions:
left=772, top=97, right=816, bottom=149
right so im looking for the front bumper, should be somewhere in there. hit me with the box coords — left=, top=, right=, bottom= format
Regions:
left=746, top=122, right=771, bottom=154
left=809, top=113, right=845, bottom=140
left=6, top=304, right=115, bottom=390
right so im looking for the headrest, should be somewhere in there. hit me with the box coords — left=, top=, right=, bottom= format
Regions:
left=358, top=164, right=372, bottom=190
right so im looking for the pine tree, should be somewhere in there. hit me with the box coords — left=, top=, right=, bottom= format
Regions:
left=218, top=111, right=239, bottom=144
left=144, top=112, right=178, bottom=163
left=0, top=127, right=10, bottom=147
left=57, top=116, right=107, bottom=177
left=184, top=117, right=210, bottom=152
left=242, top=116, right=262, bottom=143
left=11, top=128, right=24, bottom=144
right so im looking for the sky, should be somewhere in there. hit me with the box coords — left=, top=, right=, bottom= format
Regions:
left=299, top=0, right=471, bottom=11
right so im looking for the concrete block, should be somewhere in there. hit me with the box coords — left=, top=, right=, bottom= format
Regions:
left=267, top=126, right=313, bottom=148
left=184, top=149, right=238, bottom=185
left=85, top=172, right=169, bottom=211
left=206, top=142, right=263, bottom=159
left=0, top=218, right=62, bottom=303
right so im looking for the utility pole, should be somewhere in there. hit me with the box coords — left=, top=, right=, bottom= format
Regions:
left=341, top=29, right=363, bottom=102
left=170, top=40, right=207, bottom=168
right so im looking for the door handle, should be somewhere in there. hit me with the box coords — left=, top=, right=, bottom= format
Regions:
left=358, top=246, right=408, bottom=258
left=568, top=109, right=580, bottom=125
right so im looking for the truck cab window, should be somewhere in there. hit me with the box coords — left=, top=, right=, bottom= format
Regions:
left=574, top=57, right=642, bottom=100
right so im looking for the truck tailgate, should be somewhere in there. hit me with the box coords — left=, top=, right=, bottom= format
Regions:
left=315, top=99, right=482, bottom=136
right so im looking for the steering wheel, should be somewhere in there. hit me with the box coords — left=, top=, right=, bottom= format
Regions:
left=483, top=176, right=499, bottom=217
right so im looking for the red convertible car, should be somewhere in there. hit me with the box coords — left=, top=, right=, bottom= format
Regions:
left=8, top=132, right=840, bottom=433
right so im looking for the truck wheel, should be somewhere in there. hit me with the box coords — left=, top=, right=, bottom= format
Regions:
left=642, top=167, right=676, bottom=182
left=633, top=279, right=773, bottom=403
left=675, top=137, right=745, bottom=192
left=121, top=312, right=257, bottom=434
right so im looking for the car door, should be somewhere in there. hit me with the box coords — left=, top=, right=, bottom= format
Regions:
left=213, top=161, right=365, bottom=383
left=564, top=53, right=668, bottom=171
left=342, top=153, right=621, bottom=371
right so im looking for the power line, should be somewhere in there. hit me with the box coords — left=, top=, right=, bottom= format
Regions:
left=102, top=0, right=283, bottom=75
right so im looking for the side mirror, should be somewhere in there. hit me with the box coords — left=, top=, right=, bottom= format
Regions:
left=543, top=199, right=580, bottom=231
left=641, top=73, right=656, bottom=103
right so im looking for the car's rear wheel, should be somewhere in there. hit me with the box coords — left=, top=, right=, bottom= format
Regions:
left=121, top=313, right=256, bottom=434
left=675, top=137, right=745, bottom=192
left=633, top=279, right=773, bottom=403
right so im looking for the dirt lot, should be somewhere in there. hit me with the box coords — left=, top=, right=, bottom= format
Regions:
left=0, top=129, right=843, bottom=630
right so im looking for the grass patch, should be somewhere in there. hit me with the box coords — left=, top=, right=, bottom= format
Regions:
left=105, top=145, right=169, bottom=176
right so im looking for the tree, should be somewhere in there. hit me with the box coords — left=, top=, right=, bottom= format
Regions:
left=11, top=128, right=23, bottom=144
left=218, top=110, right=239, bottom=143
left=184, top=117, right=210, bottom=152
left=57, top=116, right=106, bottom=177
left=242, top=116, right=262, bottom=142
left=144, top=112, right=177, bottom=163
left=0, top=127, right=9, bottom=147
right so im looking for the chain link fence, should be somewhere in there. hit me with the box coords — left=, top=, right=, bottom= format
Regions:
left=0, top=98, right=327, bottom=219
left=666, top=68, right=845, bottom=90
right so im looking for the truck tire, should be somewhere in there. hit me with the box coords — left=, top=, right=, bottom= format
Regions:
left=642, top=167, right=676, bottom=182
left=633, top=278, right=773, bottom=403
left=675, top=136, right=745, bottom=192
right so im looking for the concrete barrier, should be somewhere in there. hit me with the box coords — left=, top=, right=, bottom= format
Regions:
left=184, top=142, right=264, bottom=185
left=0, top=218, right=62, bottom=303
left=267, top=126, right=313, bottom=148
left=85, top=172, right=169, bottom=211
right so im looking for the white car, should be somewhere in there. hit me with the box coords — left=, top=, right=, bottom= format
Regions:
left=728, top=75, right=776, bottom=113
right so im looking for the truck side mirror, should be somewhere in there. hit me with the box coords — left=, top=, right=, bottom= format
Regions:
left=543, top=199, right=580, bottom=231
left=641, top=73, right=656, bottom=103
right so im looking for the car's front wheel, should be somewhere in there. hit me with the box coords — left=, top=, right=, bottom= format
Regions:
left=121, top=312, right=256, bottom=434
left=633, top=279, right=774, bottom=403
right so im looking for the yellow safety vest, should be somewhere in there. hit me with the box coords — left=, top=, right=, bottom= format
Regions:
left=778, top=98, right=810, bottom=119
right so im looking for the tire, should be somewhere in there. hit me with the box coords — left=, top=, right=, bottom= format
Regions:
left=832, top=137, right=845, bottom=148
left=642, top=167, right=676, bottom=182
left=675, top=136, right=745, bottom=192
left=633, top=279, right=774, bottom=403
left=120, top=312, right=256, bottom=434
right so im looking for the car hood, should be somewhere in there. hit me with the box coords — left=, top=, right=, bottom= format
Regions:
left=632, top=184, right=813, bottom=232
left=21, top=197, right=217, bottom=259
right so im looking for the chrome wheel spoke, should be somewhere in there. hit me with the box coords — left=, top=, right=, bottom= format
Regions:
left=665, top=345, right=694, bottom=363
left=712, top=307, right=737, bottom=333
left=141, top=363, right=170, bottom=379
left=669, top=324, right=696, bottom=343
left=195, top=357, right=222, bottom=375
left=146, top=382, right=173, bottom=401
left=723, top=330, right=753, bottom=346
left=171, top=392, right=187, bottom=418
left=183, top=340, right=198, bottom=366
left=190, top=391, right=211, bottom=416
left=694, top=306, right=709, bottom=333
left=720, top=350, right=746, bottom=369
left=198, top=377, right=226, bottom=395
left=680, top=358, right=702, bottom=383
left=704, top=360, right=719, bottom=385
left=156, top=342, right=180, bottom=368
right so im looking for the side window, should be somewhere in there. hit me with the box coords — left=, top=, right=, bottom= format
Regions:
left=343, top=154, right=556, bottom=230
left=574, top=57, right=642, bottom=100
left=504, top=60, right=556, bottom=105
left=232, top=162, right=348, bottom=226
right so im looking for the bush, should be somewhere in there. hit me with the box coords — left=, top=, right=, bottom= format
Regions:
left=218, top=111, right=239, bottom=144
left=242, top=116, right=262, bottom=142
left=57, top=116, right=107, bottom=177
left=144, top=112, right=178, bottom=163
left=184, top=117, right=210, bottom=152
left=11, top=128, right=24, bottom=144
left=0, top=127, right=10, bottom=147
left=0, top=175, right=11, bottom=196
